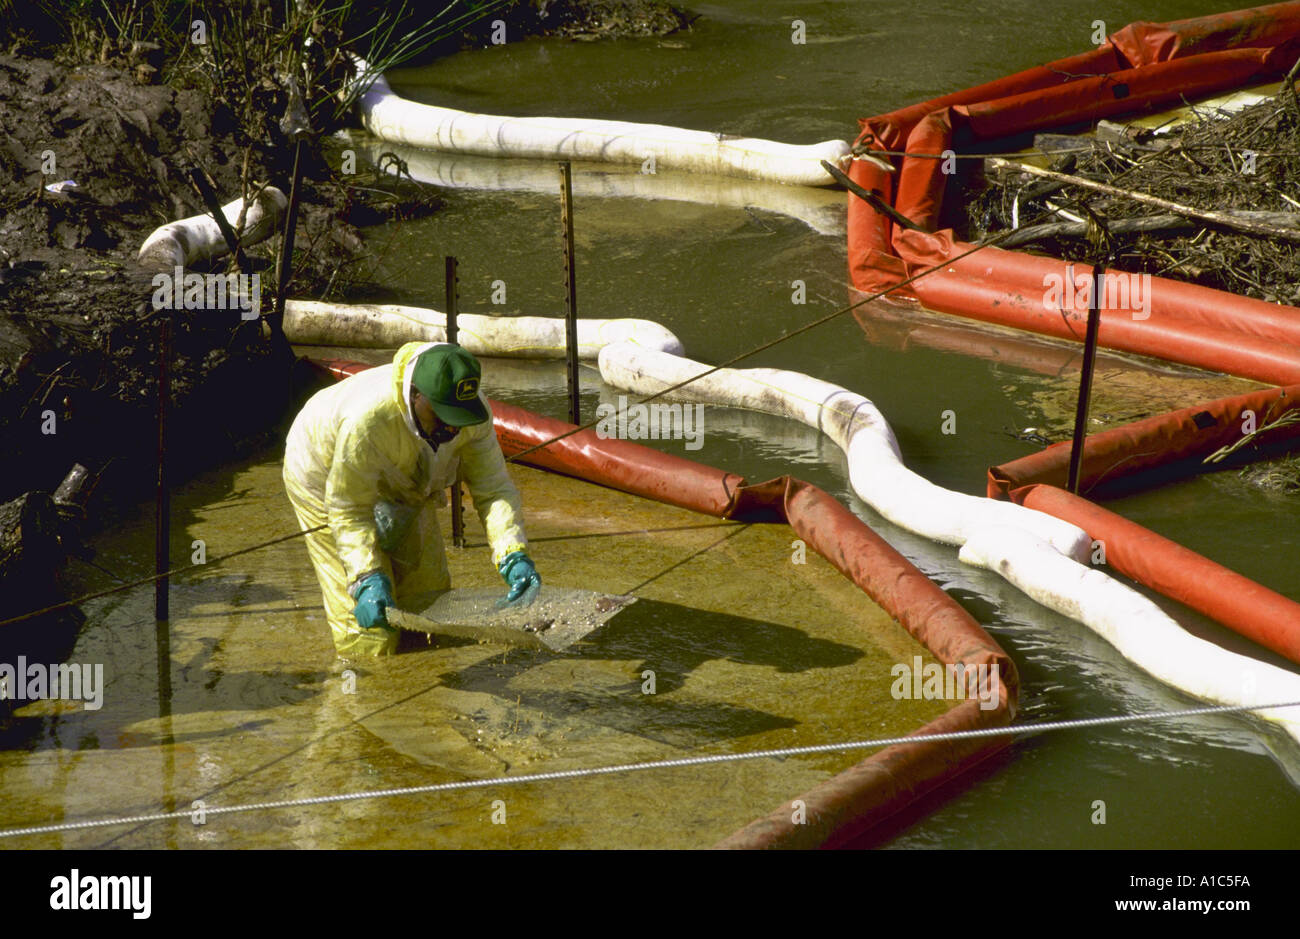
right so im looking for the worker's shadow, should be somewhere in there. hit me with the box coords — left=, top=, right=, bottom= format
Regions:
left=434, top=598, right=865, bottom=749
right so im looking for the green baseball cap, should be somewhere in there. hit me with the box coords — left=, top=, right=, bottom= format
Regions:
left=410, top=344, right=489, bottom=426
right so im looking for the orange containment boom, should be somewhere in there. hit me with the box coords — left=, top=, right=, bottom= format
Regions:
left=490, top=398, right=745, bottom=517
left=1009, top=484, right=1300, bottom=666
left=305, top=356, right=1018, bottom=848
left=847, top=3, right=1300, bottom=386
left=714, top=477, right=1016, bottom=850
left=490, top=398, right=1020, bottom=848
left=988, top=382, right=1300, bottom=499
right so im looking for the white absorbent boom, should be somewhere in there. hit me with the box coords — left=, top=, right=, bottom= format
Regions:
left=351, top=59, right=850, bottom=188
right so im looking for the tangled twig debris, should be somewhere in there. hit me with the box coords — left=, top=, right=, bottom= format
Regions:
left=969, top=88, right=1300, bottom=304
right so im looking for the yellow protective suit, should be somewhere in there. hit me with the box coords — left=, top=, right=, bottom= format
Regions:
left=283, top=341, right=528, bottom=656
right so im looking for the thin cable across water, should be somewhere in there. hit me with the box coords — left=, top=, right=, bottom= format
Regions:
left=3, top=699, right=1295, bottom=840
left=0, top=202, right=1048, bottom=628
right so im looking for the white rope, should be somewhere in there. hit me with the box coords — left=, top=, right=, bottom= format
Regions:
left=3, top=699, right=1296, bottom=840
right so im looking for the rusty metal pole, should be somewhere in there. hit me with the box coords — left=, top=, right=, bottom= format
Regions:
left=154, top=315, right=171, bottom=623
left=445, top=256, right=459, bottom=346
left=270, top=74, right=312, bottom=346
left=559, top=162, right=580, bottom=425
left=270, top=138, right=305, bottom=344
left=1067, top=261, right=1107, bottom=494
left=188, top=167, right=249, bottom=271
left=446, top=255, right=465, bottom=548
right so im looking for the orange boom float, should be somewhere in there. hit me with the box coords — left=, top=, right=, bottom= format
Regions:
left=847, top=4, right=1300, bottom=673
left=308, top=358, right=1017, bottom=848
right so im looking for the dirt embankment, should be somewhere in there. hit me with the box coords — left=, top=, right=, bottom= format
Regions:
left=0, top=2, right=692, bottom=636
left=0, top=0, right=691, bottom=511
left=0, top=53, right=316, bottom=503
left=491, top=0, right=692, bottom=40
left=0, top=46, right=430, bottom=639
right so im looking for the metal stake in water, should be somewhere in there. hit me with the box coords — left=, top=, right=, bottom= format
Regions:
left=1067, top=260, right=1107, bottom=494
left=154, top=314, right=173, bottom=716
left=559, top=162, right=580, bottom=426
left=155, top=315, right=170, bottom=624
left=271, top=73, right=312, bottom=344
left=446, top=255, right=465, bottom=548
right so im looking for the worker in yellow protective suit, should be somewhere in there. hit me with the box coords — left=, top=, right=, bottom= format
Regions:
left=283, top=341, right=541, bottom=656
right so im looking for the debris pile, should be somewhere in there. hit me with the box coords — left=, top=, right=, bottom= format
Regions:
left=969, top=88, right=1300, bottom=305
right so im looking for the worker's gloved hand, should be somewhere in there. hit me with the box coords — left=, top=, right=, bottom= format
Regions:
left=495, top=551, right=541, bottom=609
left=353, top=572, right=396, bottom=631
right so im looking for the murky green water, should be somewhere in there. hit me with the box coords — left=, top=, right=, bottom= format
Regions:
left=6, top=0, right=1300, bottom=848
left=0, top=423, right=952, bottom=847
left=357, top=0, right=1300, bottom=848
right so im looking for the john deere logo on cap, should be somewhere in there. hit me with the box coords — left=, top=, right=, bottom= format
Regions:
left=455, top=377, right=478, bottom=401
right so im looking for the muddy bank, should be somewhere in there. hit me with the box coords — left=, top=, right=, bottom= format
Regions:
left=405, top=0, right=691, bottom=50
left=0, top=39, right=451, bottom=496
left=0, top=53, right=400, bottom=641
left=495, top=0, right=691, bottom=41
left=0, top=1, right=692, bottom=631
left=0, top=54, right=291, bottom=505
left=0, top=0, right=691, bottom=510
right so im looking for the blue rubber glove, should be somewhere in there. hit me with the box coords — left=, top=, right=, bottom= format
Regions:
left=496, top=551, right=541, bottom=609
left=353, top=572, right=396, bottom=631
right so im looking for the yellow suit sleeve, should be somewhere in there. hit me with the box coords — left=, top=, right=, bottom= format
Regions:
left=325, top=417, right=387, bottom=594
left=460, top=411, right=528, bottom=568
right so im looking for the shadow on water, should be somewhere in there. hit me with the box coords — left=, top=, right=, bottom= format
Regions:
left=2, top=617, right=327, bottom=754
left=434, top=597, right=864, bottom=748
left=0, top=363, right=333, bottom=756
left=0, top=611, right=86, bottom=749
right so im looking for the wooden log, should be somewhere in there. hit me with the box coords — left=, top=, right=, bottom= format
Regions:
left=0, top=464, right=93, bottom=623
left=996, top=209, right=1300, bottom=249
left=998, top=213, right=1198, bottom=248
left=820, top=159, right=924, bottom=231
left=984, top=154, right=1076, bottom=203
left=985, top=156, right=1300, bottom=244
left=0, top=493, right=59, bottom=574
